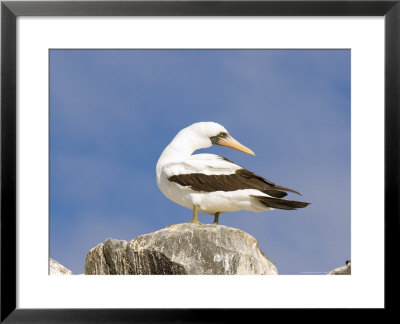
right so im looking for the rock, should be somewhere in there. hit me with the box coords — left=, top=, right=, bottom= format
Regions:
left=84, top=224, right=277, bottom=275
left=103, top=238, right=130, bottom=274
left=328, top=260, right=351, bottom=275
left=49, top=258, right=72, bottom=275
left=85, top=242, right=110, bottom=275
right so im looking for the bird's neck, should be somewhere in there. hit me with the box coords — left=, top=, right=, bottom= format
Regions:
left=156, top=129, right=212, bottom=183
left=156, top=141, right=197, bottom=180
left=160, top=130, right=211, bottom=161
left=160, top=141, right=197, bottom=160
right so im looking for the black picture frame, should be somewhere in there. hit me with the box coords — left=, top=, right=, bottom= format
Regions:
left=1, top=0, right=399, bottom=321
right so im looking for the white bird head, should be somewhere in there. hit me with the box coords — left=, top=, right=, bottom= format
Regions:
left=178, top=122, right=255, bottom=155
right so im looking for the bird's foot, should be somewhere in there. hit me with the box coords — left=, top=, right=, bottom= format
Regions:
left=166, top=221, right=204, bottom=227
left=190, top=205, right=203, bottom=225
left=167, top=205, right=205, bottom=227
left=188, top=219, right=204, bottom=225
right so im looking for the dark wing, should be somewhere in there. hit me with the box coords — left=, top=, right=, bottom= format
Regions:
left=168, top=157, right=301, bottom=198
left=253, top=195, right=310, bottom=210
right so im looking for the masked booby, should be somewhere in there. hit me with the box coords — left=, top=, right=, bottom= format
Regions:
left=156, top=122, right=309, bottom=225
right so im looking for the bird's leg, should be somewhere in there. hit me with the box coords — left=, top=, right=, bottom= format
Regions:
left=190, top=205, right=203, bottom=225
left=166, top=205, right=203, bottom=227
left=213, top=212, right=220, bottom=225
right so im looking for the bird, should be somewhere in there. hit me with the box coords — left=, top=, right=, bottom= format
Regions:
left=156, top=122, right=309, bottom=225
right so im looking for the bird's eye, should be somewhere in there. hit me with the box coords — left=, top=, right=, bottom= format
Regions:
left=218, top=132, right=227, bottom=138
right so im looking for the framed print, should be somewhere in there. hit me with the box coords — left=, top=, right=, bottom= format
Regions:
left=1, top=0, right=399, bottom=321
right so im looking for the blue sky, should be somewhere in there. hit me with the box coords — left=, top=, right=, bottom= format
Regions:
left=50, top=49, right=350, bottom=275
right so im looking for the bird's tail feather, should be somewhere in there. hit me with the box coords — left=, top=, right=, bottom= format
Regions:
left=253, top=195, right=310, bottom=210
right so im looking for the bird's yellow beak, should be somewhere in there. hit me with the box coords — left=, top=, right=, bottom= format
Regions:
left=218, top=136, right=255, bottom=155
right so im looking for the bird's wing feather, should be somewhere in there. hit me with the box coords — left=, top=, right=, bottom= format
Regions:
left=165, top=154, right=300, bottom=197
left=253, top=195, right=310, bottom=209
left=163, top=154, right=241, bottom=176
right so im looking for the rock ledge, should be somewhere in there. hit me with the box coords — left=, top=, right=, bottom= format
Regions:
left=85, top=223, right=277, bottom=275
left=328, top=260, right=351, bottom=275
left=50, top=258, right=73, bottom=275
